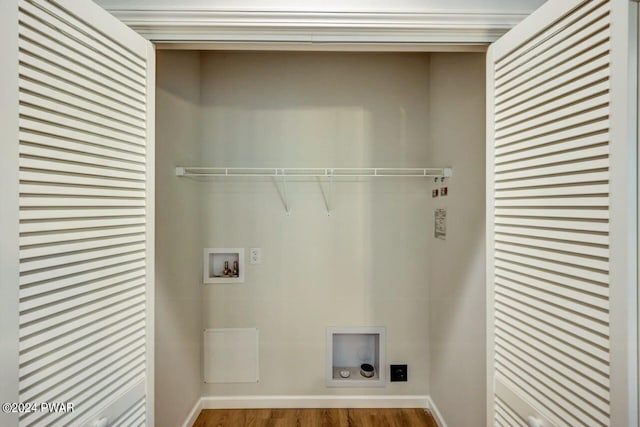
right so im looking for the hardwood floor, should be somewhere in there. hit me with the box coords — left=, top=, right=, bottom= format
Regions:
left=193, top=408, right=438, bottom=427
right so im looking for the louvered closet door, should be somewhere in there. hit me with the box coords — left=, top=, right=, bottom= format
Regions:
left=487, top=0, right=637, bottom=426
left=17, top=0, right=154, bottom=426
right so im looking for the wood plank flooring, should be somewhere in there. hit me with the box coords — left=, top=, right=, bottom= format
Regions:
left=193, top=408, right=438, bottom=427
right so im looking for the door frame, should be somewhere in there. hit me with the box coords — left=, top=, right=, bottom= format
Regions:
left=93, top=4, right=536, bottom=46
left=82, top=0, right=640, bottom=425
left=0, top=1, right=20, bottom=424
left=609, top=1, right=638, bottom=425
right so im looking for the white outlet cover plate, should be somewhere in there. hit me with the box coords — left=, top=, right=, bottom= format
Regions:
left=250, top=248, right=261, bottom=264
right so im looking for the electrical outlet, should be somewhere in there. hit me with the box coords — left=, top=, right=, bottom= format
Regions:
left=390, top=364, right=407, bottom=382
left=250, top=248, right=261, bottom=264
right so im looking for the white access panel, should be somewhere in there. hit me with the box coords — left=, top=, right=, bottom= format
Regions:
left=487, top=1, right=638, bottom=426
left=13, top=0, right=155, bottom=426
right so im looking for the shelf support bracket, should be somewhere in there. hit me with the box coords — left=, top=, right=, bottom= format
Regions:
left=328, top=171, right=333, bottom=216
left=317, top=169, right=334, bottom=216
left=273, top=169, right=291, bottom=215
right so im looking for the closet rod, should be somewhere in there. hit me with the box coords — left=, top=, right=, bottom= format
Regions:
left=175, top=167, right=453, bottom=178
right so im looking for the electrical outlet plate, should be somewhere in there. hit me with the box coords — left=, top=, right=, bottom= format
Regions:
left=390, top=364, right=407, bottom=382
left=250, top=248, right=261, bottom=264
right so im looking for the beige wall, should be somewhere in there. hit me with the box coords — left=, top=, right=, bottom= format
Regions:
left=154, top=51, right=487, bottom=422
left=198, top=52, right=432, bottom=396
left=427, top=52, right=487, bottom=426
left=155, top=51, right=203, bottom=426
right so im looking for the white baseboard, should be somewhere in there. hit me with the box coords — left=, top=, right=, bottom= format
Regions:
left=426, top=395, right=448, bottom=427
left=201, top=395, right=429, bottom=409
left=184, top=395, right=437, bottom=426
left=181, top=397, right=203, bottom=427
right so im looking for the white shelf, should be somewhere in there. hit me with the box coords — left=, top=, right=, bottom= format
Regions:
left=177, top=166, right=452, bottom=215
left=176, top=166, right=453, bottom=178
left=176, top=166, right=452, bottom=178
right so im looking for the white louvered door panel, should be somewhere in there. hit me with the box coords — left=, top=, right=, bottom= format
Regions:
left=487, top=0, right=638, bottom=426
left=16, top=0, right=154, bottom=426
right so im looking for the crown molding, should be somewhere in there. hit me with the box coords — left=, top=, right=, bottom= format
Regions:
left=101, top=8, right=531, bottom=44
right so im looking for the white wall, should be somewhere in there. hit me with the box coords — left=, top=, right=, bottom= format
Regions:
left=197, top=52, right=432, bottom=396
left=427, top=53, right=486, bottom=426
left=155, top=51, right=203, bottom=426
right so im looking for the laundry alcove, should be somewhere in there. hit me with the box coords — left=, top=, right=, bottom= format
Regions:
left=4, top=1, right=636, bottom=426
left=155, top=49, right=486, bottom=425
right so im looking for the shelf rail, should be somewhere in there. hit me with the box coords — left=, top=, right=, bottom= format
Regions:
left=175, top=166, right=452, bottom=215
left=175, top=167, right=452, bottom=178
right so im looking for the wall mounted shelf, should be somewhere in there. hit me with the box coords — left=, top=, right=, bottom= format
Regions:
left=176, top=166, right=452, bottom=179
left=176, top=166, right=452, bottom=215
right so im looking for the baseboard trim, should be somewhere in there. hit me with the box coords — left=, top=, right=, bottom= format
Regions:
left=200, top=395, right=429, bottom=409
left=181, top=397, right=203, bottom=427
left=183, top=395, right=437, bottom=426
left=426, top=396, right=448, bottom=427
